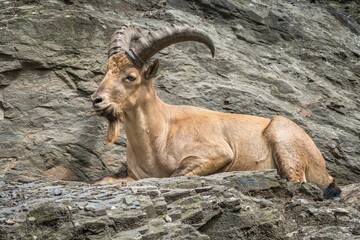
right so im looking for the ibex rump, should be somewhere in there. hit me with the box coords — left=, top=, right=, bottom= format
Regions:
left=91, top=25, right=341, bottom=199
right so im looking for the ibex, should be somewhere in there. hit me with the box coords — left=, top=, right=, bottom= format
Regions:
left=91, top=25, right=341, bottom=199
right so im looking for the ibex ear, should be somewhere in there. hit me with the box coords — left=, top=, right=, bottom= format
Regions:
left=145, top=59, right=159, bottom=80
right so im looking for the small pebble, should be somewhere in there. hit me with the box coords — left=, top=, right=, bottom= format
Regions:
left=84, top=205, right=94, bottom=211
left=164, top=215, right=172, bottom=223
left=334, top=208, right=349, bottom=216
left=202, top=195, right=210, bottom=200
left=11, top=191, right=17, bottom=199
left=21, top=204, right=29, bottom=212
left=243, top=205, right=251, bottom=211
left=223, top=191, right=234, bottom=198
left=54, top=188, right=63, bottom=196
left=28, top=217, right=36, bottom=222
left=5, top=219, right=16, bottom=225
left=124, top=196, right=133, bottom=205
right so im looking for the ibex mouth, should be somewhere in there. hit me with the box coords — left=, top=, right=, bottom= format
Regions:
left=95, top=105, right=120, bottom=121
left=94, top=105, right=110, bottom=115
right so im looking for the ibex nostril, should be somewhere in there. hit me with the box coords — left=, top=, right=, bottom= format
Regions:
left=93, top=97, right=103, bottom=107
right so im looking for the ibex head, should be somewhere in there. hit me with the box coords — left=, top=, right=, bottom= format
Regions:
left=92, top=25, right=215, bottom=144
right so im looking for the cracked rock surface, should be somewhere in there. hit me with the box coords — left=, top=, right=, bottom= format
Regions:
left=0, top=1, right=359, bottom=239
left=0, top=0, right=359, bottom=184
left=1, top=170, right=360, bottom=239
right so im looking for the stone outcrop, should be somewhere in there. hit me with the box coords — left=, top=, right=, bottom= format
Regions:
left=0, top=1, right=359, bottom=238
left=0, top=0, right=359, bottom=184
left=1, top=171, right=359, bottom=239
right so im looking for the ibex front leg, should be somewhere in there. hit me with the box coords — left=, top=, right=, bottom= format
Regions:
left=171, top=154, right=232, bottom=177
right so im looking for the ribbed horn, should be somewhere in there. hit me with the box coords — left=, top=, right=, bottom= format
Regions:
left=126, top=25, right=215, bottom=68
left=108, top=25, right=142, bottom=58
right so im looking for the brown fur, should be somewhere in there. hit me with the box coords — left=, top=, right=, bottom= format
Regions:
left=92, top=53, right=339, bottom=198
left=106, top=118, right=121, bottom=144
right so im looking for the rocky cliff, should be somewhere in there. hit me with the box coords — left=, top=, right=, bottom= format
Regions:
left=1, top=170, right=360, bottom=239
left=0, top=0, right=360, bottom=239
left=0, top=0, right=359, bottom=184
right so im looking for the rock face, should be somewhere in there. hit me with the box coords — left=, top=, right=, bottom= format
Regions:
left=1, top=1, right=359, bottom=239
left=1, top=170, right=359, bottom=239
left=0, top=0, right=359, bottom=183
left=0, top=0, right=359, bottom=184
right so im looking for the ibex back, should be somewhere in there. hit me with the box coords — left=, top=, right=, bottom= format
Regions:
left=91, top=25, right=341, bottom=199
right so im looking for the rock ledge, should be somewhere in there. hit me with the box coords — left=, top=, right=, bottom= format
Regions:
left=1, top=170, right=359, bottom=239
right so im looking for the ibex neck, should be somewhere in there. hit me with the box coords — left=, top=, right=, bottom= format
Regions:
left=123, top=93, right=168, bottom=162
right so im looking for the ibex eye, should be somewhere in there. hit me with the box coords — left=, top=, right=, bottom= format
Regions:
left=124, top=75, right=136, bottom=82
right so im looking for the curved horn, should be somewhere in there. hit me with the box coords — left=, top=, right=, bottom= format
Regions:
left=108, top=25, right=142, bottom=58
left=127, top=25, right=215, bottom=68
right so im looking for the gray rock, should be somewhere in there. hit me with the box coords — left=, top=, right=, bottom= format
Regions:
left=0, top=0, right=359, bottom=238
left=54, top=187, right=63, bottom=196
left=7, top=171, right=359, bottom=239
left=123, top=196, right=134, bottom=205
left=84, top=202, right=106, bottom=214
left=0, top=0, right=358, bottom=186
